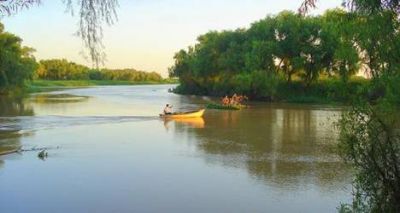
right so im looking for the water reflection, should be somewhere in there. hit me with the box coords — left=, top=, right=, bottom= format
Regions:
left=163, top=117, right=205, bottom=130
left=173, top=105, right=350, bottom=190
left=30, top=93, right=89, bottom=103
left=0, top=96, right=33, bottom=170
left=0, top=132, right=22, bottom=155
left=0, top=96, right=34, bottom=117
left=0, top=86, right=351, bottom=212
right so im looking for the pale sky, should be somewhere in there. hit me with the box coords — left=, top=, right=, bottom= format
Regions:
left=2, top=0, right=343, bottom=77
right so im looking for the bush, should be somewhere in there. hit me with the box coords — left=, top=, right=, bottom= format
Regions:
left=338, top=97, right=400, bottom=212
left=250, top=71, right=281, bottom=99
left=337, top=75, right=400, bottom=212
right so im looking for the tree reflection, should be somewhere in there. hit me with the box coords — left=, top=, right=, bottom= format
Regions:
left=0, top=134, right=21, bottom=155
left=0, top=96, right=33, bottom=168
left=172, top=104, right=350, bottom=190
left=0, top=96, right=34, bottom=117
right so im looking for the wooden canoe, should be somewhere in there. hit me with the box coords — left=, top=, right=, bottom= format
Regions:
left=160, top=109, right=205, bottom=118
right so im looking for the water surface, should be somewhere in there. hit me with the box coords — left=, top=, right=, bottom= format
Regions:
left=0, top=85, right=351, bottom=213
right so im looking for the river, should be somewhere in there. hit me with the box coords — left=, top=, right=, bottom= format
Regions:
left=0, top=84, right=351, bottom=213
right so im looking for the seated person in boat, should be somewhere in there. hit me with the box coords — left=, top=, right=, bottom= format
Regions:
left=230, top=93, right=238, bottom=105
left=221, top=95, right=229, bottom=106
left=163, top=104, right=173, bottom=115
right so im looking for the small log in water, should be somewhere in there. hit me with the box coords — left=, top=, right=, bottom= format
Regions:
left=0, top=146, right=59, bottom=156
left=0, top=148, right=21, bottom=156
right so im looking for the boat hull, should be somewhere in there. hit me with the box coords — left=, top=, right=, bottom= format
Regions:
left=160, top=109, right=205, bottom=118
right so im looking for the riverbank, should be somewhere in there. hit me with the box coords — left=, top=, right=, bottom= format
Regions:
left=173, top=77, right=370, bottom=105
left=26, top=79, right=178, bottom=93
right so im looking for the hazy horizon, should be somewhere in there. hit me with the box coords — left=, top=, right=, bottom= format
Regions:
left=2, top=0, right=342, bottom=77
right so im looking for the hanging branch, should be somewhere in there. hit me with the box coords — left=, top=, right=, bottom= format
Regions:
left=64, top=0, right=118, bottom=67
left=0, top=0, right=119, bottom=67
left=299, top=0, right=400, bottom=15
left=298, top=0, right=317, bottom=15
left=0, top=0, right=40, bottom=16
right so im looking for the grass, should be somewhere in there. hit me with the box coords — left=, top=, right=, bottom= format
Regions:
left=26, top=79, right=178, bottom=93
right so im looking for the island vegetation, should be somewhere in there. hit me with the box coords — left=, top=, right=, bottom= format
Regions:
left=169, top=9, right=399, bottom=104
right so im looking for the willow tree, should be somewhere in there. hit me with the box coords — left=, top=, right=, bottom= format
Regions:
left=300, top=0, right=400, bottom=15
left=301, top=1, right=400, bottom=212
left=0, top=0, right=119, bottom=66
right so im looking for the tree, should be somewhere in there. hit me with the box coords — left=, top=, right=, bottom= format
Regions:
left=38, top=59, right=90, bottom=80
left=301, top=1, right=400, bottom=212
left=338, top=88, right=400, bottom=213
left=274, top=11, right=306, bottom=82
left=245, top=16, right=277, bottom=73
left=0, top=0, right=118, bottom=66
left=0, top=22, right=37, bottom=92
left=321, top=9, right=359, bottom=82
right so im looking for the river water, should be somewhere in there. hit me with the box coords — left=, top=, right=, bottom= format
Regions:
left=0, top=85, right=351, bottom=213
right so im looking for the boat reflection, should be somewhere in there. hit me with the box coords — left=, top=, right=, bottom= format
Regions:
left=163, top=117, right=205, bottom=130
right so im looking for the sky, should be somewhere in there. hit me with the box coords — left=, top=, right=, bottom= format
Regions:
left=2, top=0, right=343, bottom=77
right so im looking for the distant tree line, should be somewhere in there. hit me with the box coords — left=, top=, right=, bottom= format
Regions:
left=169, top=9, right=399, bottom=101
left=37, top=59, right=162, bottom=82
left=0, top=21, right=163, bottom=94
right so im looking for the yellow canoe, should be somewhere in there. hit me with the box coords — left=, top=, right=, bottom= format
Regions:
left=160, top=109, right=205, bottom=118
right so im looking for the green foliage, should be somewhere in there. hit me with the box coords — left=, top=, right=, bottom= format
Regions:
left=170, top=9, right=372, bottom=100
left=206, top=103, right=242, bottom=110
left=36, top=59, right=163, bottom=82
left=38, top=59, right=90, bottom=80
left=99, top=69, right=162, bottom=82
left=250, top=71, right=281, bottom=99
left=338, top=92, right=400, bottom=212
left=275, top=77, right=368, bottom=103
left=0, top=22, right=37, bottom=93
left=328, top=2, right=400, bottom=212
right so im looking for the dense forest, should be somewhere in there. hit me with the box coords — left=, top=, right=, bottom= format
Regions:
left=169, top=9, right=400, bottom=103
left=0, top=22, right=164, bottom=94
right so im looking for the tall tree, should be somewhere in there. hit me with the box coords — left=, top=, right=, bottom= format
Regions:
left=274, top=11, right=305, bottom=82
left=0, top=22, right=37, bottom=92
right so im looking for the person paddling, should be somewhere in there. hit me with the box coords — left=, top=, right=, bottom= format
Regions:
left=163, top=104, right=173, bottom=115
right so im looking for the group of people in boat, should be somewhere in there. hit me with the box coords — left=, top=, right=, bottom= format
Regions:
left=221, top=93, right=248, bottom=106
